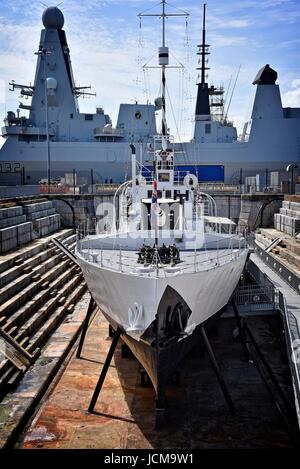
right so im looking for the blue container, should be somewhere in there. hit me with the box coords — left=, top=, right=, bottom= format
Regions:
left=142, top=164, right=225, bottom=182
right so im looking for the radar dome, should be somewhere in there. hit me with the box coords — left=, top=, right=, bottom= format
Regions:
left=46, top=77, right=57, bottom=90
left=42, top=7, right=64, bottom=29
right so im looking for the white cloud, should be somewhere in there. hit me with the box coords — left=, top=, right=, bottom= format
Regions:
left=209, top=33, right=249, bottom=48
left=282, top=79, right=300, bottom=107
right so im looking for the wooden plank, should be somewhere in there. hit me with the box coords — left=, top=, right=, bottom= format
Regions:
left=1, top=340, right=28, bottom=371
left=0, top=328, right=34, bottom=364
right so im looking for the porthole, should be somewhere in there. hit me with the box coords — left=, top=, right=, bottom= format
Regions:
left=135, top=111, right=142, bottom=119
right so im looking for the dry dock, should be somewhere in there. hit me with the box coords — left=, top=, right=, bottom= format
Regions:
left=0, top=193, right=300, bottom=449
left=16, top=307, right=295, bottom=449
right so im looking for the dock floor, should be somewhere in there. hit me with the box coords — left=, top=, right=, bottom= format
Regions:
left=17, top=306, right=295, bottom=449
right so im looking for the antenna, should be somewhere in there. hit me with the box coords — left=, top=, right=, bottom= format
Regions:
left=72, top=86, right=96, bottom=98
left=138, top=1, right=189, bottom=148
left=224, top=65, right=241, bottom=122
left=196, top=4, right=210, bottom=85
left=138, top=1, right=189, bottom=248
left=223, top=75, right=232, bottom=111
left=194, top=4, right=211, bottom=120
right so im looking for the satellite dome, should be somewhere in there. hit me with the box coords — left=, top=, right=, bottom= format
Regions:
left=42, top=7, right=64, bottom=29
left=46, top=77, right=57, bottom=90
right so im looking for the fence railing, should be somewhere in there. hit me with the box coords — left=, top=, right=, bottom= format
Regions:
left=234, top=284, right=277, bottom=310
left=279, top=291, right=300, bottom=428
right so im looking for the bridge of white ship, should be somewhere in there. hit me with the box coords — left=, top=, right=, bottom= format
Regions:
left=76, top=231, right=247, bottom=278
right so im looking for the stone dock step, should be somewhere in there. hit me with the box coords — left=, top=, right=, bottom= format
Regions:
left=0, top=228, right=86, bottom=405
left=0, top=292, right=91, bottom=448
left=15, top=265, right=80, bottom=340
left=27, top=281, right=86, bottom=352
left=1, top=260, right=77, bottom=333
left=0, top=229, right=74, bottom=274
left=0, top=233, right=76, bottom=288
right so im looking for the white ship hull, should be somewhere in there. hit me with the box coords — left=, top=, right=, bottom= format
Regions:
left=78, top=249, right=247, bottom=340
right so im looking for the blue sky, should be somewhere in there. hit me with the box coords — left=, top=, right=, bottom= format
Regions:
left=0, top=0, right=300, bottom=141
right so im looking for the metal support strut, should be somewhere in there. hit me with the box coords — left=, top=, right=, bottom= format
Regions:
left=231, top=299, right=250, bottom=362
left=76, top=296, right=96, bottom=359
left=88, top=327, right=122, bottom=413
left=200, top=325, right=235, bottom=415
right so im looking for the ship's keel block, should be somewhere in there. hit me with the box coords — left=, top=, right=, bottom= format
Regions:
left=121, top=343, right=135, bottom=359
left=140, top=368, right=180, bottom=387
left=155, top=395, right=167, bottom=429
left=108, top=324, right=115, bottom=338
left=140, top=368, right=151, bottom=387
left=155, top=406, right=166, bottom=430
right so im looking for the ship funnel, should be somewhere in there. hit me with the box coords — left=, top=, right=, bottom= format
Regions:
left=251, top=64, right=282, bottom=119
left=253, top=64, right=277, bottom=85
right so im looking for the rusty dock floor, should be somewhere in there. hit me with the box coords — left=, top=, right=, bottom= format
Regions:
left=18, top=308, right=295, bottom=449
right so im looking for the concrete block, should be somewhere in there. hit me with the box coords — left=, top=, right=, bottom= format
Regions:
left=284, top=209, right=300, bottom=218
left=0, top=226, right=17, bottom=242
left=282, top=201, right=290, bottom=210
left=290, top=202, right=300, bottom=211
left=33, top=214, right=61, bottom=237
left=0, top=237, right=18, bottom=254
left=23, top=201, right=54, bottom=215
left=0, top=206, right=23, bottom=220
left=17, top=222, right=32, bottom=236
left=18, top=232, right=32, bottom=246
left=28, top=208, right=56, bottom=221
left=0, top=215, right=27, bottom=229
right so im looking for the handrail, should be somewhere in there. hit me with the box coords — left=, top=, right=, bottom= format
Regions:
left=278, top=291, right=300, bottom=422
left=76, top=230, right=247, bottom=276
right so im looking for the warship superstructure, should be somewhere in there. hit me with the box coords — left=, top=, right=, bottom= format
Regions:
left=0, top=5, right=299, bottom=186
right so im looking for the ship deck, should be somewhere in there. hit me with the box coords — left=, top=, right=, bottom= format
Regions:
left=78, top=248, right=242, bottom=276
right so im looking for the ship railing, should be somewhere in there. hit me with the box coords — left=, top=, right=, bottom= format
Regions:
left=93, top=126, right=124, bottom=137
left=197, top=183, right=240, bottom=193
left=76, top=229, right=248, bottom=277
left=141, top=170, right=202, bottom=185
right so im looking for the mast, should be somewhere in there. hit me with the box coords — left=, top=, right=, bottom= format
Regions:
left=195, top=3, right=210, bottom=120
left=139, top=1, right=188, bottom=147
left=201, top=4, right=207, bottom=85
left=161, top=0, right=167, bottom=150
left=138, top=1, right=188, bottom=247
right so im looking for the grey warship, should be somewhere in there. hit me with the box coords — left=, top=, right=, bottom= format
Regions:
left=0, top=5, right=299, bottom=186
